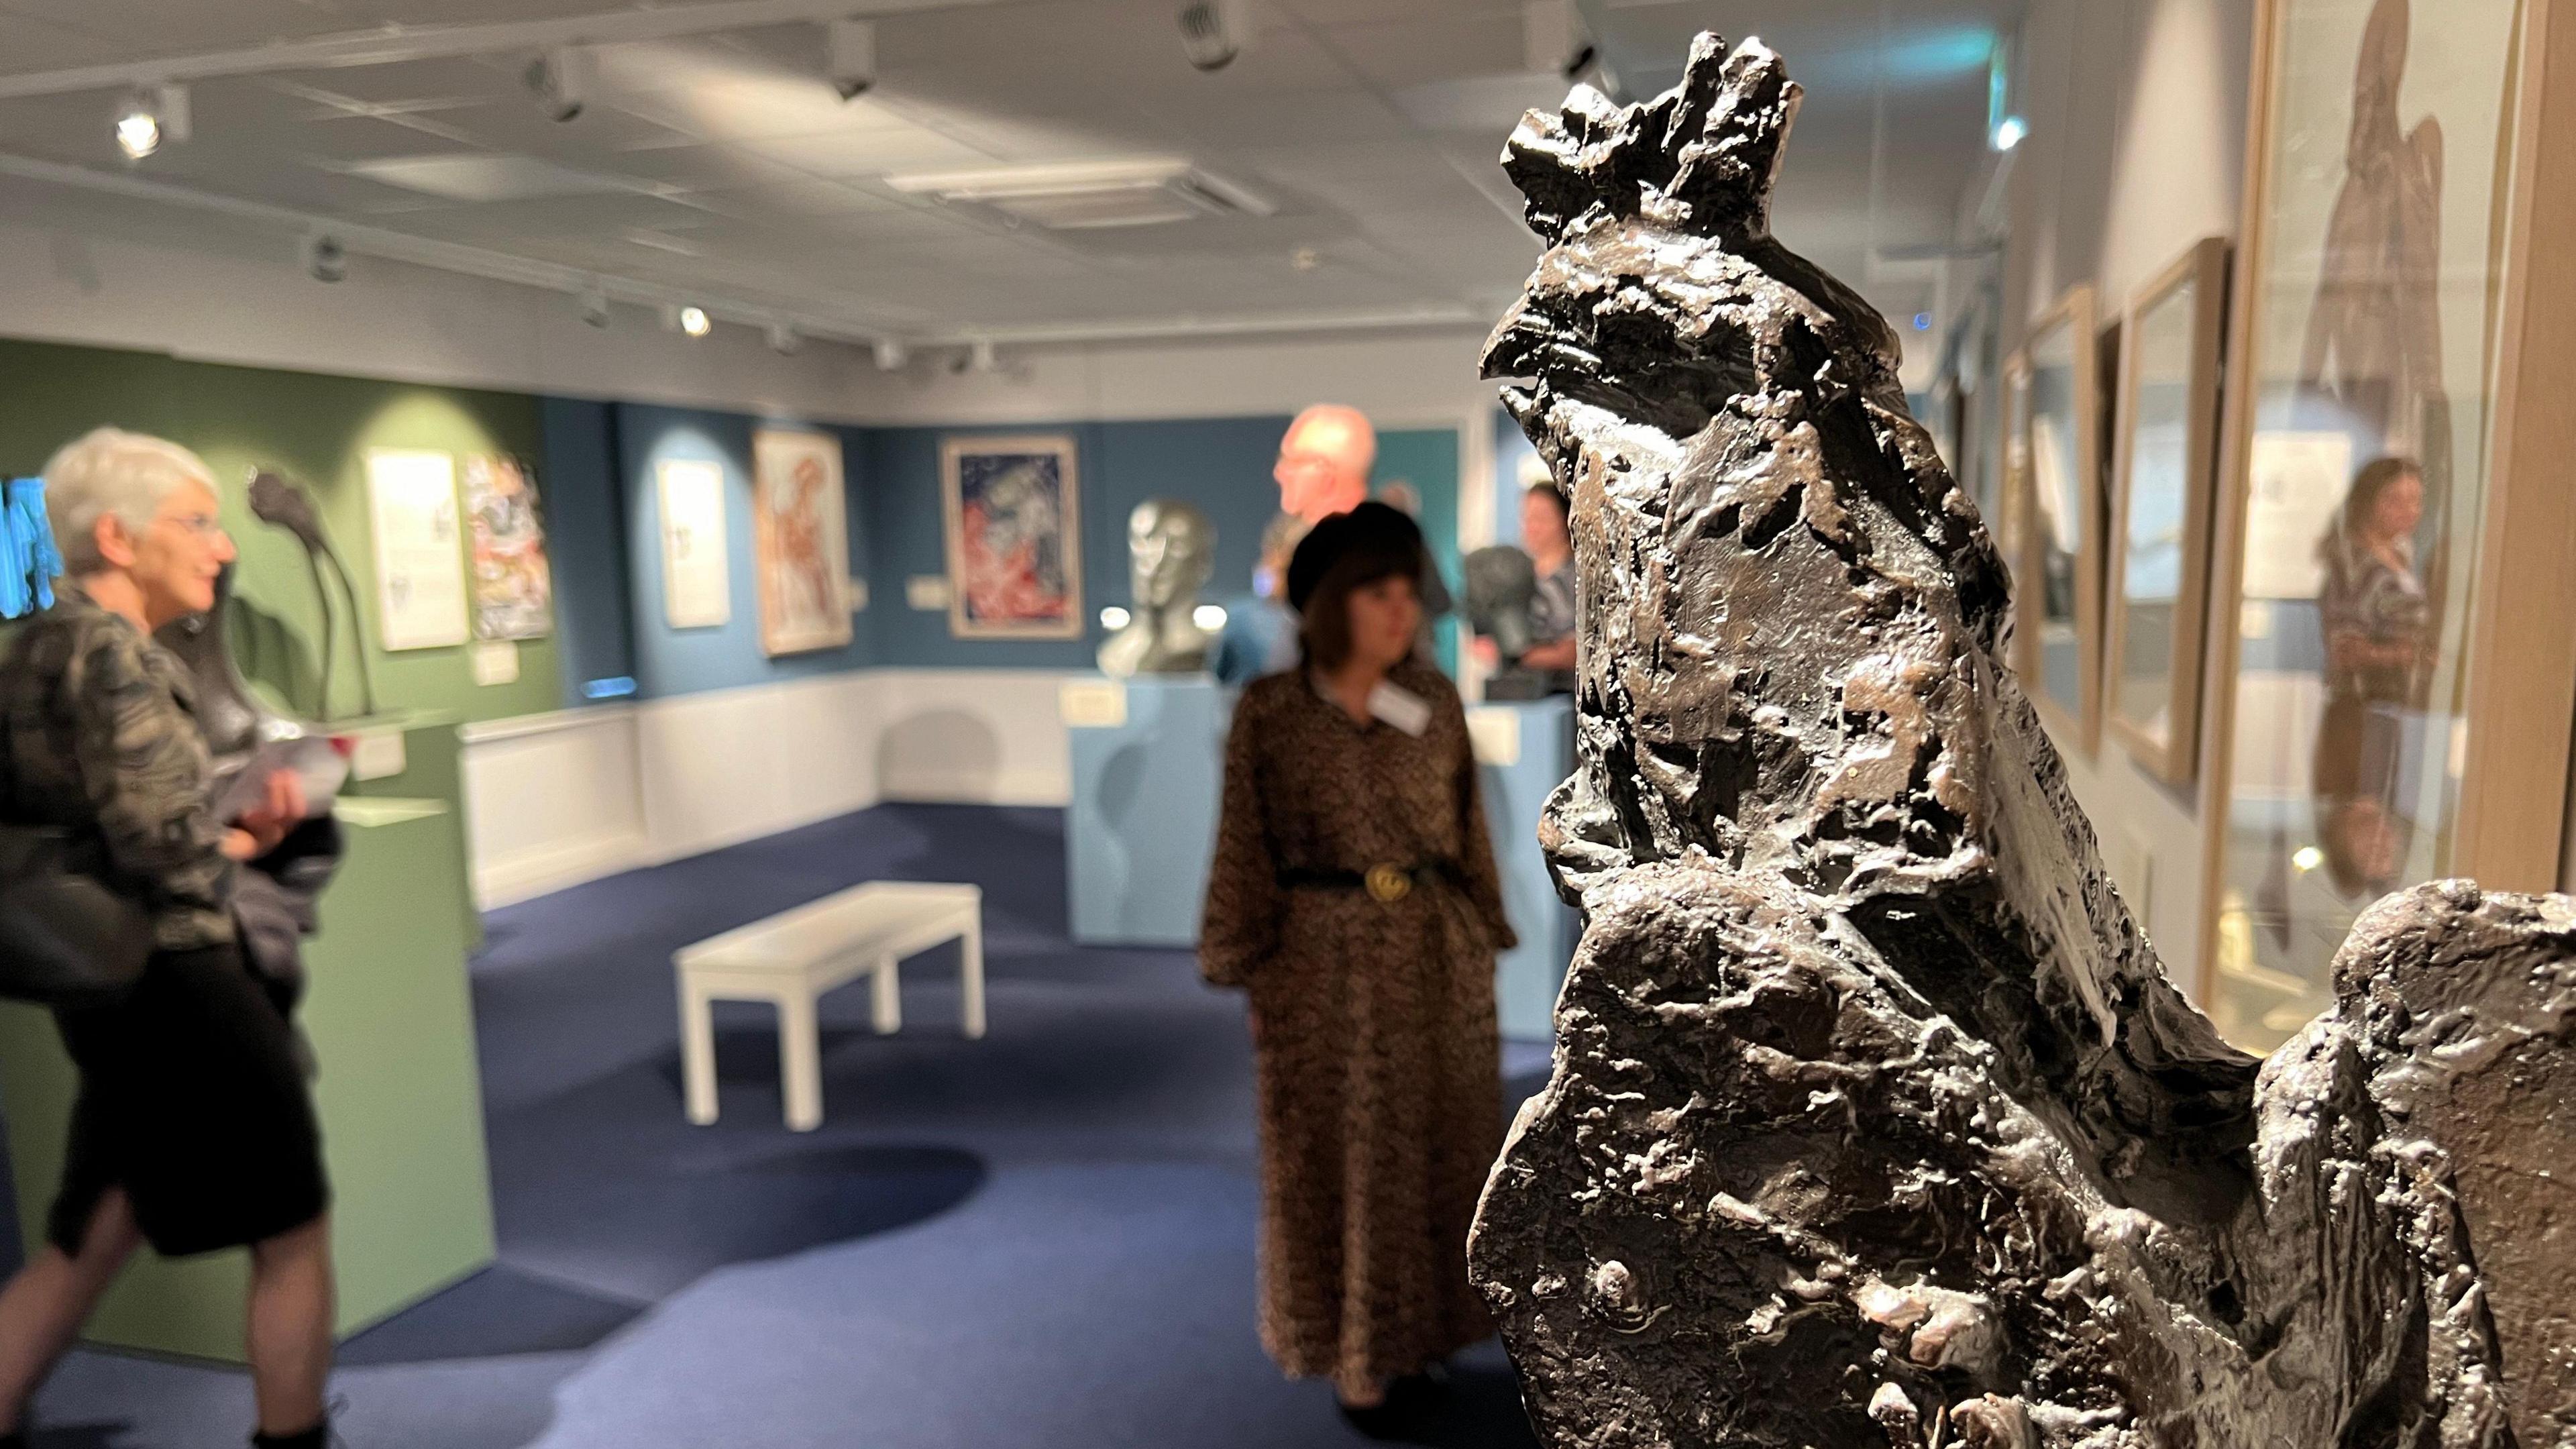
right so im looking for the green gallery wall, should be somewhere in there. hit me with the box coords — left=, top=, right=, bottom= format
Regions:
left=0, top=336, right=561, bottom=725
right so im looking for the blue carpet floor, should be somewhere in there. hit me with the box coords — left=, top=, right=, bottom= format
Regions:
left=26, top=804, right=1550, bottom=1448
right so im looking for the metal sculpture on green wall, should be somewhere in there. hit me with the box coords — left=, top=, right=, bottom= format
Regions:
left=248, top=467, right=378, bottom=720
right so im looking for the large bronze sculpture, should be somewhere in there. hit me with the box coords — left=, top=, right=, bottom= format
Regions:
left=1469, top=34, right=2571, bottom=1449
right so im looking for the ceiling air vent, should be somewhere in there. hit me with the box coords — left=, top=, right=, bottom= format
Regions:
left=885, top=158, right=1274, bottom=230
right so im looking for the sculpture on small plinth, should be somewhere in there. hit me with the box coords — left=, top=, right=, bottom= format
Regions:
left=1097, top=499, right=1216, bottom=678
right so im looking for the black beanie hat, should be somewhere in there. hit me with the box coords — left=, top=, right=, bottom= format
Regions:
left=1286, top=501, right=1424, bottom=614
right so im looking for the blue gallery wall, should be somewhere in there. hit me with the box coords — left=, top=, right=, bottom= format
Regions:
left=1376, top=427, right=1463, bottom=676
left=1491, top=405, right=1542, bottom=551
left=517, top=403, right=1466, bottom=702
left=613, top=402, right=877, bottom=700
left=538, top=397, right=639, bottom=704
left=859, top=417, right=1466, bottom=672
left=859, top=416, right=1291, bottom=672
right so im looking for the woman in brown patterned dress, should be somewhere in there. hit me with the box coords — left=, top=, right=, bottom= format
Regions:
left=1199, top=502, right=1515, bottom=1430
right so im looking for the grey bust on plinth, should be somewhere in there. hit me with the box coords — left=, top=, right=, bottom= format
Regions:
left=1097, top=499, right=1216, bottom=678
left=1464, top=545, right=1558, bottom=700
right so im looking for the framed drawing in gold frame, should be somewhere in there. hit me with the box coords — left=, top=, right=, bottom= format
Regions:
left=2015, top=284, right=2104, bottom=754
left=2103, top=238, right=2230, bottom=785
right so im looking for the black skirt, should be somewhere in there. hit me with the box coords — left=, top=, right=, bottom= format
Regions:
left=48, top=943, right=329, bottom=1258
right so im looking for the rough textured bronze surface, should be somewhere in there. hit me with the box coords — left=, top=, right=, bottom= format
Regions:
left=1470, top=32, right=2572, bottom=1449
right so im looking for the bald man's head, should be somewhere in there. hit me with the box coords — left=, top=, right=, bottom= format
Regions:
left=1275, top=404, right=1377, bottom=523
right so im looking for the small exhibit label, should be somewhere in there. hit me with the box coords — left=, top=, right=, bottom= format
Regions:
left=470, top=639, right=520, bottom=686
left=1466, top=706, right=1522, bottom=767
left=351, top=730, right=408, bottom=782
left=906, top=575, right=953, bottom=610
left=1060, top=680, right=1128, bottom=729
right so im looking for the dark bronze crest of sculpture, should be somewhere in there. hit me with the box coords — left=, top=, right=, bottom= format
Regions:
left=1470, top=33, right=2571, bottom=1449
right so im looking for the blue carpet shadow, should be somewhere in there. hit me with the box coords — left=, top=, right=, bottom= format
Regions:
left=338, top=1267, right=645, bottom=1366
left=28, top=1427, right=122, bottom=1449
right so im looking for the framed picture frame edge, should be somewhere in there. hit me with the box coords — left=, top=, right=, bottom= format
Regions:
left=750, top=427, right=855, bottom=659
left=1998, top=346, right=2034, bottom=563
left=2103, top=236, right=2233, bottom=788
left=2016, top=282, right=2106, bottom=757
left=937, top=431, right=1085, bottom=641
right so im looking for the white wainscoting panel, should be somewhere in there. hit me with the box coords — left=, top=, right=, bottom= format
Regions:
left=460, top=706, right=651, bottom=909
left=870, top=669, right=1079, bottom=807
left=460, top=669, right=1085, bottom=908
left=631, top=672, right=884, bottom=864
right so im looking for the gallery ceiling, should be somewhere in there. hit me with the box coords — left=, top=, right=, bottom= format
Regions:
left=0, top=0, right=2019, bottom=352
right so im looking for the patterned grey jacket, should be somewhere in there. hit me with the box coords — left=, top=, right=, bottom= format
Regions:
left=1, top=588, right=237, bottom=949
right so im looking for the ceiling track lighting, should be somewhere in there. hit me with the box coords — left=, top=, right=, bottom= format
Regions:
left=664, top=303, right=712, bottom=337
left=1177, top=0, right=1251, bottom=72
left=824, top=18, right=877, bottom=100
left=872, top=338, right=910, bottom=372
left=765, top=321, right=802, bottom=355
left=113, top=83, right=187, bottom=160
left=525, top=44, right=594, bottom=123
left=301, top=230, right=348, bottom=283
left=579, top=283, right=612, bottom=328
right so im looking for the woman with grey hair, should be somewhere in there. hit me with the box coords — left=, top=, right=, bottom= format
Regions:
left=0, top=429, right=337, bottom=1449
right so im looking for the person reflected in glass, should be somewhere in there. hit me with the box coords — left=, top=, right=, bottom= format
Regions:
left=1517, top=484, right=1577, bottom=694
left=2312, top=455, right=2430, bottom=896
left=0, top=430, right=336, bottom=1449
left=1198, top=502, right=1515, bottom=1435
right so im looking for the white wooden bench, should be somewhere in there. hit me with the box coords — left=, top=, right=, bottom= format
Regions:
left=675, top=881, right=985, bottom=1132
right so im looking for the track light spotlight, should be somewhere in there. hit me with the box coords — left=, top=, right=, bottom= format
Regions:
left=873, top=339, right=910, bottom=372
left=114, top=99, right=159, bottom=160
left=1177, top=0, right=1252, bottom=72
left=970, top=339, right=997, bottom=372
left=526, top=45, right=594, bottom=123
left=678, top=305, right=712, bottom=337
left=826, top=19, right=878, bottom=101
left=578, top=284, right=612, bottom=329
left=301, top=231, right=348, bottom=284
left=766, top=321, right=802, bottom=355
left=113, top=85, right=186, bottom=160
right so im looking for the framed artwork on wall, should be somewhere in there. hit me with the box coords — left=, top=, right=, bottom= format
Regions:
left=939, top=433, right=1081, bottom=640
left=461, top=454, right=553, bottom=642
left=365, top=448, right=470, bottom=653
left=750, top=428, right=853, bottom=657
left=2193, top=0, right=2575, bottom=1052
left=656, top=458, right=730, bottom=631
left=2104, top=238, right=2231, bottom=786
left=2015, top=284, right=2104, bottom=755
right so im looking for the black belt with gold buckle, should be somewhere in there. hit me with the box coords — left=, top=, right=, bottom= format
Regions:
left=1276, top=861, right=1459, bottom=903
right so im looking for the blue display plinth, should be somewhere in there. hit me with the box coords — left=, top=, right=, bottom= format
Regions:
left=1067, top=676, right=1230, bottom=947
left=1475, top=698, right=1579, bottom=1041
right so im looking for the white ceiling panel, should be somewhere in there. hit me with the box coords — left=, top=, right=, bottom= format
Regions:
left=1275, top=0, right=1523, bottom=27
left=1131, top=87, right=1412, bottom=151
left=1323, top=11, right=1528, bottom=92
left=0, top=0, right=347, bottom=56
left=0, top=8, right=126, bottom=68
left=739, top=127, right=997, bottom=179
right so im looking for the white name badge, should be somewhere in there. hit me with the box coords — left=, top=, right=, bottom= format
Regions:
left=1366, top=680, right=1434, bottom=737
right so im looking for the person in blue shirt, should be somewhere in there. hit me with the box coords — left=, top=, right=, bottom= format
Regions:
left=1212, top=512, right=1308, bottom=687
